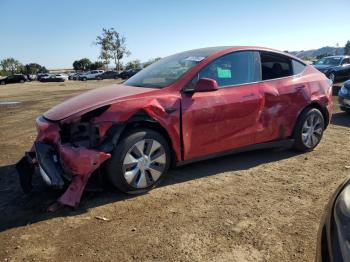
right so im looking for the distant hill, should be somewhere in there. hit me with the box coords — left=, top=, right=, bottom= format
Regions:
left=290, top=46, right=344, bottom=59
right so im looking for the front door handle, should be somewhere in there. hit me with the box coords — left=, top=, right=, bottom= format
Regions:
left=295, top=85, right=305, bottom=91
left=242, top=93, right=255, bottom=98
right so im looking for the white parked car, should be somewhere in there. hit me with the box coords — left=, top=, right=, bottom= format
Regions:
left=79, top=70, right=104, bottom=81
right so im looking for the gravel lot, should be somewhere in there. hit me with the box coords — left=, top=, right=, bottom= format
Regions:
left=0, top=80, right=349, bottom=261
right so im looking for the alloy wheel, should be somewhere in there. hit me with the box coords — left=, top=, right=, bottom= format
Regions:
left=301, top=113, right=323, bottom=148
left=122, top=139, right=166, bottom=189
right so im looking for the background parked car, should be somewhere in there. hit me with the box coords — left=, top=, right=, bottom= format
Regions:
left=79, top=70, right=104, bottom=81
left=37, top=73, right=50, bottom=81
left=39, top=74, right=66, bottom=82
left=0, top=74, right=27, bottom=85
left=71, top=73, right=83, bottom=80
left=119, top=68, right=141, bottom=79
left=96, top=70, right=119, bottom=80
left=313, top=55, right=350, bottom=83
left=338, top=79, right=350, bottom=113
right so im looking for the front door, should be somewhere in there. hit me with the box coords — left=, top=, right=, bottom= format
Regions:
left=181, top=51, right=261, bottom=161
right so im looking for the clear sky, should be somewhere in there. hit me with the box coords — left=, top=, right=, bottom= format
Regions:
left=1, top=0, right=349, bottom=69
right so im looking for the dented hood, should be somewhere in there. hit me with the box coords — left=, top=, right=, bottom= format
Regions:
left=44, top=84, right=157, bottom=121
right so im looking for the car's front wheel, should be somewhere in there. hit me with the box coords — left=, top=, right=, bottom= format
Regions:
left=293, top=108, right=324, bottom=152
left=105, top=128, right=171, bottom=194
left=0, top=81, right=5, bottom=85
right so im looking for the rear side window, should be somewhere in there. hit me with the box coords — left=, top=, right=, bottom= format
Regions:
left=260, top=52, right=293, bottom=80
left=194, top=51, right=261, bottom=88
left=292, top=60, right=306, bottom=75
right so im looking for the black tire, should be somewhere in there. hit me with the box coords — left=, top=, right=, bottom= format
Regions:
left=293, top=108, right=324, bottom=152
left=105, top=128, right=171, bottom=194
left=82, top=77, right=87, bottom=81
left=0, top=81, right=5, bottom=85
left=20, top=79, right=24, bottom=83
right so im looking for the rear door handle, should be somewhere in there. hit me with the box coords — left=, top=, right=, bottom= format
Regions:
left=295, top=85, right=305, bottom=90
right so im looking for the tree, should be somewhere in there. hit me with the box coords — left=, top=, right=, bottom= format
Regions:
left=143, top=57, right=162, bottom=68
left=344, top=40, right=350, bottom=55
left=22, top=63, right=48, bottom=74
left=0, top=57, right=22, bottom=75
left=73, top=58, right=92, bottom=71
left=125, top=59, right=141, bottom=70
left=90, top=61, right=104, bottom=70
left=95, top=28, right=130, bottom=70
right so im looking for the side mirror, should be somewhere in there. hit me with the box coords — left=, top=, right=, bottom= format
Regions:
left=194, top=78, right=219, bottom=92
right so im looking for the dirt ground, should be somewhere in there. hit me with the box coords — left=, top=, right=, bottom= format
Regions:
left=0, top=80, right=349, bottom=262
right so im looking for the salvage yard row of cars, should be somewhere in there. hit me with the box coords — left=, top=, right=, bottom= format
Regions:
left=0, top=68, right=141, bottom=85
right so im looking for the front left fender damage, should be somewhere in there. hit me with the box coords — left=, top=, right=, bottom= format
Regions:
left=16, top=96, right=181, bottom=210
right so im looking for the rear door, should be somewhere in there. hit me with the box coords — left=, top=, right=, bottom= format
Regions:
left=181, top=51, right=261, bottom=160
left=256, top=52, right=308, bottom=143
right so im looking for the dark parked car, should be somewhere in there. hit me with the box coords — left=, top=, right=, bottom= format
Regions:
left=39, top=74, right=66, bottom=82
left=338, top=79, right=350, bottom=113
left=313, top=56, right=350, bottom=83
left=37, top=73, right=50, bottom=81
left=0, top=74, right=27, bottom=85
left=316, top=176, right=350, bottom=262
left=119, top=68, right=141, bottom=79
left=17, top=46, right=333, bottom=208
left=96, top=71, right=119, bottom=80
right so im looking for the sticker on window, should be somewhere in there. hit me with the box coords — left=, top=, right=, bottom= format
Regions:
left=184, top=56, right=206, bottom=62
left=217, top=67, right=231, bottom=78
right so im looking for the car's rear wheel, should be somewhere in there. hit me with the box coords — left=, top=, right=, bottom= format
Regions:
left=0, top=81, right=5, bottom=85
left=82, top=77, right=87, bottom=81
left=105, top=128, right=171, bottom=194
left=20, top=79, right=24, bottom=83
left=293, top=108, right=324, bottom=152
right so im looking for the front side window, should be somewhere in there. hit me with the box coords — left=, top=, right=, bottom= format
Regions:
left=342, top=58, right=350, bottom=65
left=189, top=51, right=260, bottom=88
left=260, top=52, right=293, bottom=80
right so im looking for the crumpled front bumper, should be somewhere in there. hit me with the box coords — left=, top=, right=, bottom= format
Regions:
left=16, top=142, right=66, bottom=193
left=15, top=116, right=111, bottom=208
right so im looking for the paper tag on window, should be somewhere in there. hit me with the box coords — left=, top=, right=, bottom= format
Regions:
left=217, top=67, right=231, bottom=78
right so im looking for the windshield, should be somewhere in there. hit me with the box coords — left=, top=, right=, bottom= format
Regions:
left=314, top=57, right=341, bottom=66
left=125, top=47, right=230, bottom=88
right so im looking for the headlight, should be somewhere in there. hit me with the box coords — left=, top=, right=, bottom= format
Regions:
left=340, top=85, right=349, bottom=95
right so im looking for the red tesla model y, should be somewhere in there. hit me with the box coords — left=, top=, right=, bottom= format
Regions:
left=16, top=46, right=333, bottom=207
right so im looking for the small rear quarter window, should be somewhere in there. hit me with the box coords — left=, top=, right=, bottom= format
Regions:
left=292, top=60, right=306, bottom=75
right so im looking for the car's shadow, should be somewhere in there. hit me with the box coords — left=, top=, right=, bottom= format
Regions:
left=331, top=111, right=350, bottom=128
left=0, top=147, right=298, bottom=232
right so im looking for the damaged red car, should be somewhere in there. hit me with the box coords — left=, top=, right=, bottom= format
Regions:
left=16, top=46, right=333, bottom=208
